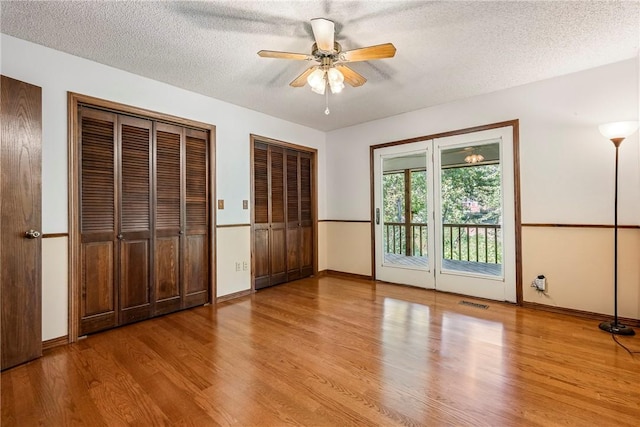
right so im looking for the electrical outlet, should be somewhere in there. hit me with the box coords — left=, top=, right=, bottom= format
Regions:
left=242, top=261, right=248, bottom=271
left=235, top=262, right=241, bottom=272
left=218, top=199, right=224, bottom=210
left=242, top=200, right=248, bottom=210
left=532, top=275, right=546, bottom=292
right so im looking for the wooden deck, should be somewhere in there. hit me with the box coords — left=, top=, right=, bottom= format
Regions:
left=2, top=276, right=639, bottom=426
left=384, top=253, right=503, bottom=276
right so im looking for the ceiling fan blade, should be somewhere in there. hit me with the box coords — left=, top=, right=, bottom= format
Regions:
left=290, top=66, right=319, bottom=87
left=258, top=50, right=311, bottom=60
left=310, top=18, right=335, bottom=51
left=341, top=43, right=396, bottom=62
left=335, top=65, right=367, bottom=87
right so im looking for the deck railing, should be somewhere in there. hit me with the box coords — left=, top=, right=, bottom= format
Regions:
left=383, top=222, right=502, bottom=264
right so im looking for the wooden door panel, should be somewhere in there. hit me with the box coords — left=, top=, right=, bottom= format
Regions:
left=301, top=226, right=313, bottom=277
left=155, top=236, right=181, bottom=314
left=270, top=227, right=287, bottom=285
left=82, top=242, right=115, bottom=316
left=119, top=116, right=152, bottom=324
left=155, top=123, right=183, bottom=314
left=80, top=241, right=117, bottom=335
left=254, top=228, right=270, bottom=289
left=119, top=239, right=151, bottom=324
left=184, top=234, right=208, bottom=307
left=287, top=227, right=301, bottom=280
left=1, top=76, right=42, bottom=370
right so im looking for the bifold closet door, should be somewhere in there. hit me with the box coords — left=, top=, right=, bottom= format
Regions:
left=154, top=123, right=183, bottom=315
left=253, top=143, right=287, bottom=289
left=184, top=128, right=209, bottom=308
left=79, top=108, right=118, bottom=335
left=118, top=116, right=153, bottom=324
left=286, top=150, right=301, bottom=280
left=299, top=152, right=314, bottom=278
left=286, top=150, right=314, bottom=280
left=253, top=141, right=313, bottom=290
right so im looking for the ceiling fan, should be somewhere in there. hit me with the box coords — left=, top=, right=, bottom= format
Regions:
left=257, top=18, right=396, bottom=100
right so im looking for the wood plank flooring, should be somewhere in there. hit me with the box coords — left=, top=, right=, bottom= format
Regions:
left=2, top=276, right=640, bottom=426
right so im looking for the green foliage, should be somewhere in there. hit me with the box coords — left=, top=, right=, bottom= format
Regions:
left=441, top=164, right=501, bottom=224
left=382, top=164, right=503, bottom=264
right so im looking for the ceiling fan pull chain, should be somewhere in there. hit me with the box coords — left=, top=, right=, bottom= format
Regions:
left=324, top=82, right=330, bottom=115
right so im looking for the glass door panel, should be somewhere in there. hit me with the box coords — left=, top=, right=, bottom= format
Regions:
left=374, top=141, right=434, bottom=289
left=433, top=127, right=516, bottom=302
left=439, top=141, right=503, bottom=278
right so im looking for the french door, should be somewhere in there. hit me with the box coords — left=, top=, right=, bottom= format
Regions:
left=373, top=126, right=517, bottom=302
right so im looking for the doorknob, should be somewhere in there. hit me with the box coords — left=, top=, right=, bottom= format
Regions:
left=24, top=229, right=41, bottom=239
left=117, top=234, right=124, bottom=240
left=376, top=208, right=380, bottom=225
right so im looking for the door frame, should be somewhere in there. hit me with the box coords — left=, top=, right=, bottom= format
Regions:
left=68, top=92, right=216, bottom=342
left=249, top=134, right=318, bottom=291
left=369, top=120, right=523, bottom=304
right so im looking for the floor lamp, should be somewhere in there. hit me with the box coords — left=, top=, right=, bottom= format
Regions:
left=597, top=121, right=638, bottom=336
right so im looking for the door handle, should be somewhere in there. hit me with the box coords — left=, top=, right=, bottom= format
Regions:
left=25, top=229, right=41, bottom=239
left=117, top=234, right=124, bottom=240
left=376, top=208, right=380, bottom=225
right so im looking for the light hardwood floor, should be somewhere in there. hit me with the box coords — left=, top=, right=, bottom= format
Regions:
left=2, top=276, right=639, bottom=426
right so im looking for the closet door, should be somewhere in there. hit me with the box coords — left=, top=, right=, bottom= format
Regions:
left=154, top=123, right=183, bottom=315
left=253, top=143, right=270, bottom=289
left=299, top=152, right=314, bottom=277
left=118, top=116, right=153, bottom=324
left=286, top=150, right=301, bottom=280
left=184, top=128, right=210, bottom=307
left=79, top=108, right=118, bottom=335
left=269, top=146, right=288, bottom=286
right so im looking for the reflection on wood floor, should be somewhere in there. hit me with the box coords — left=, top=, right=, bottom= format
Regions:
left=2, top=276, right=639, bottom=426
left=384, top=252, right=503, bottom=276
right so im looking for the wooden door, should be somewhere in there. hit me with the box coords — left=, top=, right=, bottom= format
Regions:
left=154, top=123, right=183, bottom=315
left=1, top=75, right=42, bottom=370
left=79, top=108, right=118, bottom=335
left=299, top=153, right=314, bottom=277
left=118, top=116, right=153, bottom=324
left=184, top=128, right=209, bottom=308
left=286, top=150, right=301, bottom=280
left=253, top=142, right=271, bottom=289
left=269, top=146, right=287, bottom=286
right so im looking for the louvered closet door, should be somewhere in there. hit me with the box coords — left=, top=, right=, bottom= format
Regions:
left=79, top=108, right=118, bottom=335
left=286, top=150, right=301, bottom=280
left=118, top=116, right=153, bottom=324
left=184, top=128, right=210, bottom=308
left=154, top=123, right=183, bottom=315
left=299, top=152, right=314, bottom=277
left=269, top=146, right=288, bottom=286
left=253, top=142, right=270, bottom=289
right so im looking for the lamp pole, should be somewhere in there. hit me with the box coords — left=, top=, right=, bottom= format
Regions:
left=597, top=122, right=638, bottom=336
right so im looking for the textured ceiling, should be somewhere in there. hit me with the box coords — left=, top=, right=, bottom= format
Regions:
left=2, top=1, right=639, bottom=131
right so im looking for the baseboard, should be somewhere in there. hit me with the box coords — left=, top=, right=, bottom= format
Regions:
left=318, top=269, right=373, bottom=282
left=42, top=335, right=69, bottom=351
left=216, top=289, right=254, bottom=303
left=521, top=302, right=640, bottom=327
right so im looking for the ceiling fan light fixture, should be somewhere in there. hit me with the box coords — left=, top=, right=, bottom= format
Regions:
left=464, top=153, right=485, bottom=164
left=307, top=68, right=326, bottom=92
left=311, top=81, right=326, bottom=95
left=329, top=80, right=344, bottom=94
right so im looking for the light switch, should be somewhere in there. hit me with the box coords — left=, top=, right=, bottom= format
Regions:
left=217, top=199, right=224, bottom=210
left=243, top=200, right=248, bottom=210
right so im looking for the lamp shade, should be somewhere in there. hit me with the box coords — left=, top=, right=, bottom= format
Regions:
left=598, top=121, right=639, bottom=140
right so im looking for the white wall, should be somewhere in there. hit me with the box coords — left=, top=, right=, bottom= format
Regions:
left=326, top=59, right=639, bottom=223
left=325, top=58, right=640, bottom=318
left=1, top=34, right=327, bottom=340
